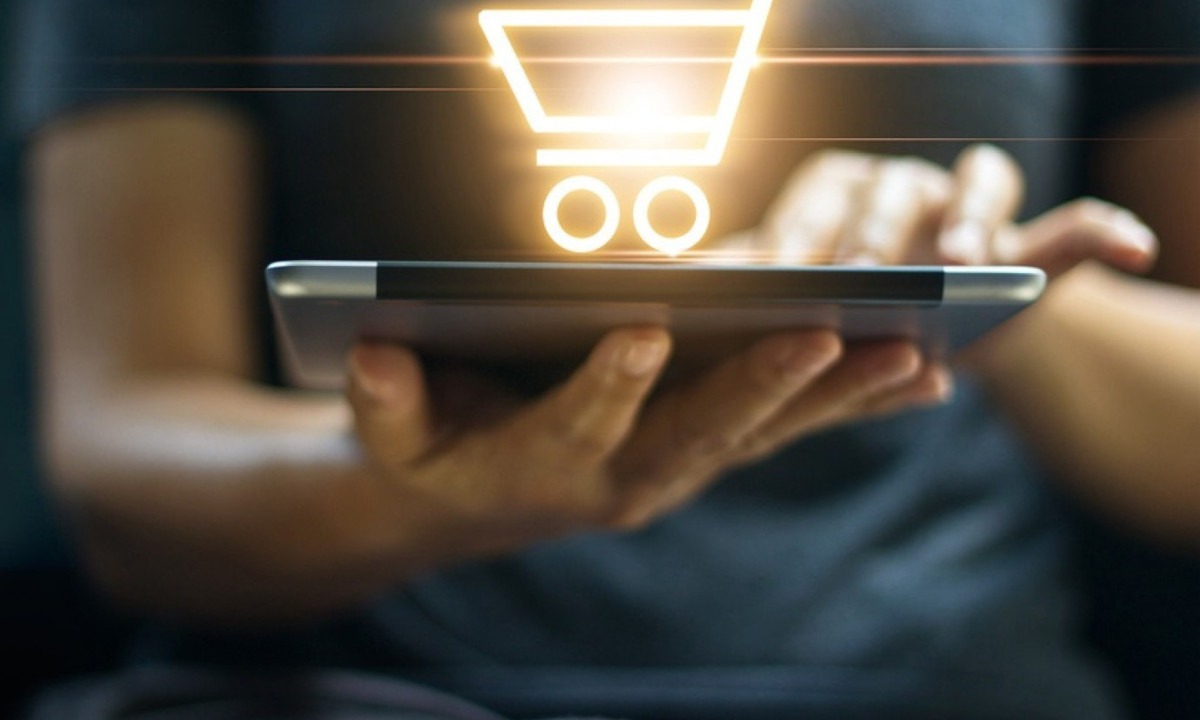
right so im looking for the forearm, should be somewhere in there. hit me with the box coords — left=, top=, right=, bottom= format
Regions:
left=50, top=375, right=433, bottom=624
left=977, top=264, right=1200, bottom=545
left=31, top=104, right=445, bottom=623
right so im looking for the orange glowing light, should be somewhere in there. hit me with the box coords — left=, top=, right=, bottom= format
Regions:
left=481, top=0, right=773, bottom=255
left=634, top=176, right=712, bottom=256
left=543, top=176, right=622, bottom=253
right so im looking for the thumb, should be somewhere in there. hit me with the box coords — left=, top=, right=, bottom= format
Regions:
left=347, top=343, right=434, bottom=468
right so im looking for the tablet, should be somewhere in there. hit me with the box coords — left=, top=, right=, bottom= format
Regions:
left=267, top=260, right=1045, bottom=390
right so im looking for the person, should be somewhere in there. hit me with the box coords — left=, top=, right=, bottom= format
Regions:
left=14, top=0, right=1200, bottom=718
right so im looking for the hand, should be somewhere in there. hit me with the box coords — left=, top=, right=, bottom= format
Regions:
left=346, top=328, right=951, bottom=559
left=750, top=144, right=1158, bottom=278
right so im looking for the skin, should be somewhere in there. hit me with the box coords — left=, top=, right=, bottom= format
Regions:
left=751, top=115, right=1200, bottom=545
left=32, top=103, right=948, bottom=623
left=980, top=99, right=1200, bottom=545
left=30, top=93, right=1199, bottom=624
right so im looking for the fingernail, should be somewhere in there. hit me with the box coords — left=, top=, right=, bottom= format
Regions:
left=350, top=347, right=399, bottom=402
left=928, top=366, right=956, bottom=405
left=621, top=338, right=669, bottom=378
left=1111, top=211, right=1157, bottom=254
left=940, top=222, right=988, bottom=265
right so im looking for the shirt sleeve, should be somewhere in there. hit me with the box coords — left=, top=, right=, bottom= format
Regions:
left=9, top=0, right=258, bottom=135
left=1081, top=0, right=1200, bottom=133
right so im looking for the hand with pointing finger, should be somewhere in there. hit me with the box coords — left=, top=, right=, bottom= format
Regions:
left=754, top=144, right=1158, bottom=279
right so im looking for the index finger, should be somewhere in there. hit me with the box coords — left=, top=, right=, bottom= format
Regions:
left=939, top=144, right=1025, bottom=265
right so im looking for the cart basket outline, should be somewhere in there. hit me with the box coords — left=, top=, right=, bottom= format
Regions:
left=480, top=0, right=773, bottom=168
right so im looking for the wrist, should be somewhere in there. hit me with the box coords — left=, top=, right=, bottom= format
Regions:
left=964, top=262, right=1107, bottom=390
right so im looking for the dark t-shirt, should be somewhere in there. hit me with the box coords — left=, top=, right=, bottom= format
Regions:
left=15, top=2, right=1200, bottom=719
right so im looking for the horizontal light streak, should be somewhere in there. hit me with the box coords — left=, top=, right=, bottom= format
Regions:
left=77, top=86, right=503, bottom=93
left=736, top=136, right=1191, bottom=143
left=88, top=53, right=1200, bottom=67
left=766, top=53, right=1200, bottom=66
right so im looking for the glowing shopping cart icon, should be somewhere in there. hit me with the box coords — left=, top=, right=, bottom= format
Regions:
left=480, top=0, right=773, bottom=255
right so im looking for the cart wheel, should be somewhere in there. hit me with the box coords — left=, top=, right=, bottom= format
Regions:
left=543, top=176, right=620, bottom=254
left=634, top=176, right=711, bottom=256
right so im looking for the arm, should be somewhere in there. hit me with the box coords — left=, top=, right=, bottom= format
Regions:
left=750, top=126, right=1198, bottom=547
left=32, top=102, right=422, bottom=622
left=974, top=97, right=1200, bottom=547
left=35, top=103, right=947, bottom=625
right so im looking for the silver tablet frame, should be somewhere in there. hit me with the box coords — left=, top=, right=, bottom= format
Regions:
left=268, top=261, right=1045, bottom=389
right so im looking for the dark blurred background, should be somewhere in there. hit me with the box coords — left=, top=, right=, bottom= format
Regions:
left=0, top=2, right=135, bottom=715
left=0, top=1, right=1195, bottom=718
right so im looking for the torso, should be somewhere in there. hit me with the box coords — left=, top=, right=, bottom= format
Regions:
left=199, top=2, right=1119, bottom=717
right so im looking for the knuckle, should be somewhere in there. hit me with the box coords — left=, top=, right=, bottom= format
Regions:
left=673, top=419, right=740, bottom=459
left=749, top=334, right=838, bottom=390
left=1062, top=227, right=1096, bottom=260
left=755, top=366, right=795, bottom=395
left=1069, top=197, right=1116, bottom=224
left=551, top=423, right=617, bottom=463
left=536, top=402, right=626, bottom=464
left=746, top=352, right=792, bottom=394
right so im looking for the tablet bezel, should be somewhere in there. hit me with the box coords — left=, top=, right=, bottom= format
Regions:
left=267, top=260, right=1045, bottom=389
